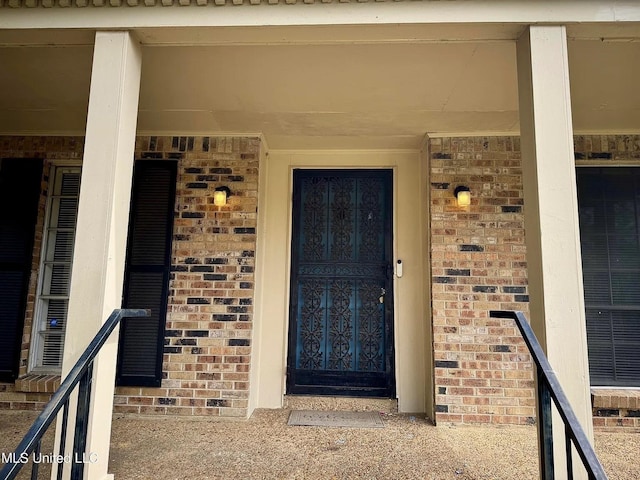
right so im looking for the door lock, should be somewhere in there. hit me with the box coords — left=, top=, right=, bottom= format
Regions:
left=379, top=288, right=386, bottom=304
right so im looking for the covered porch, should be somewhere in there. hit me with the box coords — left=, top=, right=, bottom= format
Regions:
left=1, top=3, right=640, bottom=478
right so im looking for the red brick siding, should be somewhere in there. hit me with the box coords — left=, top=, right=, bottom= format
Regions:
left=429, top=136, right=535, bottom=425
left=113, top=136, right=259, bottom=417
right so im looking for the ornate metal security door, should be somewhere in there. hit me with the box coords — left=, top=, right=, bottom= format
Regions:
left=287, top=169, right=395, bottom=397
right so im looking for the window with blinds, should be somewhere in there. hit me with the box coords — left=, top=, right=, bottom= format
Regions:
left=577, top=167, right=640, bottom=387
left=31, top=166, right=81, bottom=371
left=29, top=161, right=176, bottom=380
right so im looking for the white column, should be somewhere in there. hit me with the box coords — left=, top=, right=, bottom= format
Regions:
left=516, top=26, right=593, bottom=479
left=55, top=31, right=141, bottom=480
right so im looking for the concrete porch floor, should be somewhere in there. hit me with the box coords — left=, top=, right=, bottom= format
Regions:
left=0, top=409, right=638, bottom=479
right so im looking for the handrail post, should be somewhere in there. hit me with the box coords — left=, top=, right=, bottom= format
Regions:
left=490, top=310, right=608, bottom=480
left=30, top=440, right=41, bottom=480
left=538, top=372, right=554, bottom=480
left=566, top=424, right=574, bottom=480
left=57, top=400, right=70, bottom=480
left=71, top=360, right=94, bottom=480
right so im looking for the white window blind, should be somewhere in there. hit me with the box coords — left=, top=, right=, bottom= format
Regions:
left=32, top=166, right=80, bottom=372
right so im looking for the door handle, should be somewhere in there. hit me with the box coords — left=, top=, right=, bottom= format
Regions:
left=379, top=287, right=386, bottom=304
left=385, top=263, right=393, bottom=279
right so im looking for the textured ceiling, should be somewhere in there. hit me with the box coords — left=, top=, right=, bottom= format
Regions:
left=0, top=26, right=639, bottom=149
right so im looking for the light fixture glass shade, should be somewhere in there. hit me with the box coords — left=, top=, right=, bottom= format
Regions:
left=457, top=190, right=471, bottom=207
left=213, top=190, right=227, bottom=206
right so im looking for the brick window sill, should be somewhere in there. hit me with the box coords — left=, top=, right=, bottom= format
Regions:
left=591, top=387, right=640, bottom=426
left=15, top=374, right=60, bottom=393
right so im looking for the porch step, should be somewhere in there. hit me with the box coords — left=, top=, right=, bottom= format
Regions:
left=284, top=396, right=397, bottom=414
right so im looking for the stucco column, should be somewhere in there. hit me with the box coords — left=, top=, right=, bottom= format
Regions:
left=516, top=26, right=593, bottom=479
left=55, top=31, right=141, bottom=480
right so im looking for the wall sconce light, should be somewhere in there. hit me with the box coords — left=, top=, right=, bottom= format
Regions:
left=454, top=185, right=471, bottom=207
left=214, top=186, right=232, bottom=207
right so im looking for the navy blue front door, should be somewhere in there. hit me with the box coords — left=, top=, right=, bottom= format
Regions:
left=287, top=169, right=395, bottom=397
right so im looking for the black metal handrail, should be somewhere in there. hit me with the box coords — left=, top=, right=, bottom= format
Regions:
left=490, top=310, right=608, bottom=480
left=0, top=308, right=149, bottom=480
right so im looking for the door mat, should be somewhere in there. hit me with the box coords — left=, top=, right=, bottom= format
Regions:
left=288, top=410, right=385, bottom=428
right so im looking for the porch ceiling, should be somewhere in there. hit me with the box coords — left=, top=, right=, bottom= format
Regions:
left=0, top=24, right=639, bottom=150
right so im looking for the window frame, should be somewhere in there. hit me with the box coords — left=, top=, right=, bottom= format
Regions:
left=29, top=161, right=81, bottom=374
left=577, top=165, right=640, bottom=388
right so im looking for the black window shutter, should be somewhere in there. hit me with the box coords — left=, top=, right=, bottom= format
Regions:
left=577, top=167, right=640, bottom=387
left=0, top=159, right=43, bottom=381
left=117, top=160, right=176, bottom=387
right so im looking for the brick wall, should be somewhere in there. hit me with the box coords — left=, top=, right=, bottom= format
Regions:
left=113, top=136, right=259, bottom=417
left=591, top=390, right=640, bottom=430
left=429, top=134, right=640, bottom=428
left=0, top=136, right=260, bottom=418
left=429, top=136, right=535, bottom=425
left=574, top=134, right=640, bottom=163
